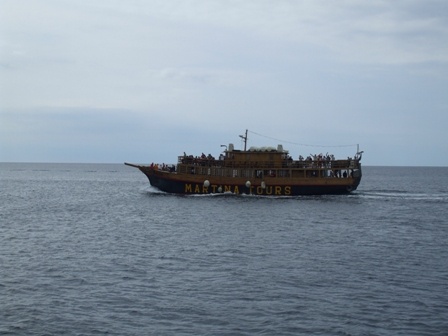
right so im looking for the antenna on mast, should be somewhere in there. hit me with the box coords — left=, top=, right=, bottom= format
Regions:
left=239, top=129, right=248, bottom=151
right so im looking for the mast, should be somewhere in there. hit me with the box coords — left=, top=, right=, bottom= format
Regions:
left=239, top=129, right=248, bottom=151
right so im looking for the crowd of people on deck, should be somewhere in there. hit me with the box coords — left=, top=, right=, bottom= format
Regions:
left=149, top=151, right=357, bottom=175
left=180, top=153, right=218, bottom=165
left=294, top=153, right=341, bottom=168
left=149, top=162, right=176, bottom=172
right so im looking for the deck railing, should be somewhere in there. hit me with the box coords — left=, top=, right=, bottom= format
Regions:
left=174, top=159, right=361, bottom=179
left=177, top=156, right=360, bottom=170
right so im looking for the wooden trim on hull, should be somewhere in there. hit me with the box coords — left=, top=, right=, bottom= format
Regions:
left=144, top=171, right=361, bottom=196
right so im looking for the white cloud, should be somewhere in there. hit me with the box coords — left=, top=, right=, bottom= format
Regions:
left=118, top=0, right=448, bottom=64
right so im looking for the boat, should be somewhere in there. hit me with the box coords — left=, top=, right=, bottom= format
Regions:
left=125, top=130, right=363, bottom=196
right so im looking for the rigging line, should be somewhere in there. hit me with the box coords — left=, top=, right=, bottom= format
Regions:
left=248, top=130, right=358, bottom=148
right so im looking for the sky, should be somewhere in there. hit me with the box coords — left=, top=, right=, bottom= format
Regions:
left=1, top=0, right=447, bottom=166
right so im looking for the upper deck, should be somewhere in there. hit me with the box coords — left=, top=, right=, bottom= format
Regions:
left=176, top=143, right=361, bottom=179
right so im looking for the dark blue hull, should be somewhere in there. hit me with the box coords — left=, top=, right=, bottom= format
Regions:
left=147, top=174, right=360, bottom=196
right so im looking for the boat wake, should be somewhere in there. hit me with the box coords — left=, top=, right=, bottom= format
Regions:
left=146, top=190, right=349, bottom=200
left=142, top=187, right=448, bottom=202
left=142, top=186, right=167, bottom=195
left=355, top=190, right=448, bottom=202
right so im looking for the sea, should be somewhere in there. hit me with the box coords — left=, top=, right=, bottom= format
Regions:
left=1, top=163, right=447, bottom=336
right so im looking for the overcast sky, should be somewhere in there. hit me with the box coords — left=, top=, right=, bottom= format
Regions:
left=1, top=0, right=447, bottom=166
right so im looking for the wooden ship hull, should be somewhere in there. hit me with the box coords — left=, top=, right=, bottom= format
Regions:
left=125, top=131, right=362, bottom=196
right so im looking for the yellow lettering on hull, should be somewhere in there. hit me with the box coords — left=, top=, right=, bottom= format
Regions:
left=184, top=183, right=293, bottom=195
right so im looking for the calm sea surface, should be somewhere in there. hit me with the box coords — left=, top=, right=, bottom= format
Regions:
left=1, top=163, right=447, bottom=335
